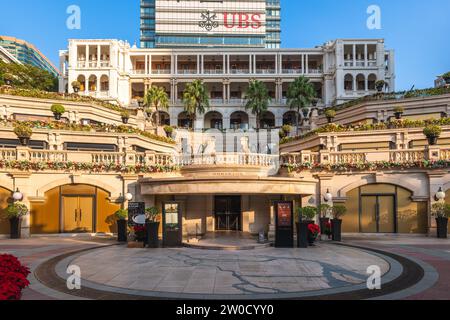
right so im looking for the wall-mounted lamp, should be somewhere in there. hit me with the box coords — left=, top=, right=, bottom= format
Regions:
left=125, top=193, right=133, bottom=202
left=13, top=188, right=23, bottom=202
left=435, top=187, right=446, bottom=201
left=324, top=189, right=333, bottom=202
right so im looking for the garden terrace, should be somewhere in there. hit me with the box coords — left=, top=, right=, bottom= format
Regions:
left=0, top=87, right=128, bottom=113
left=280, top=118, right=450, bottom=147
left=315, top=89, right=450, bottom=127
left=0, top=120, right=176, bottom=147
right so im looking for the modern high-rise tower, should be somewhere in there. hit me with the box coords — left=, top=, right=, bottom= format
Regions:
left=140, top=0, right=281, bottom=49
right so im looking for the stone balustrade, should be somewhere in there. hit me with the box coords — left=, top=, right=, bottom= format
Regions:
left=281, top=146, right=450, bottom=166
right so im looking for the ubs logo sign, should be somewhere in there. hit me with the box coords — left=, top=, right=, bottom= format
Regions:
left=199, top=11, right=219, bottom=31
left=199, top=11, right=263, bottom=31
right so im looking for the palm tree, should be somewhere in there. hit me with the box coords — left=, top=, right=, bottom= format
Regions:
left=286, top=76, right=316, bottom=135
left=244, top=80, right=271, bottom=153
left=182, top=80, right=209, bottom=129
left=144, top=86, right=169, bottom=128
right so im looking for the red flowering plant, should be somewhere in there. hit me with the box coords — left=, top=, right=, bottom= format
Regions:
left=308, top=223, right=320, bottom=242
left=133, top=225, right=147, bottom=242
left=0, top=254, right=30, bottom=300
left=324, top=221, right=332, bottom=238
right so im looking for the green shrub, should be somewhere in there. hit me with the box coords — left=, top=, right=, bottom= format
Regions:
left=423, top=125, right=442, bottom=138
left=50, top=104, right=66, bottom=114
left=115, top=209, right=128, bottom=220
left=296, top=206, right=317, bottom=222
left=442, top=72, right=450, bottom=79
left=332, top=205, right=347, bottom=219
left=393, top=106, right=405, bottom=113
left=71, top=81, right=81, bottom=89
left=3, top=72, right=14, bottom=82
left=5, top=203, right=28, bottom=219
left=325, top=109, right=336, bottom=119
left=13, top=123, right=33, bottom=138
left=163, top=125, right=174, bottom=134
left=318, top=204, right=332, bottom=218
left=120, top=110, right=130, bottom=119
left=281, top=125, right=292, bottom=134
left=145, top=207, right=160, bottom=222
left=431, top=203, right=450, bottom=218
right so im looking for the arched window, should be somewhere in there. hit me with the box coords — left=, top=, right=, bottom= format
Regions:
left=344, top=74, right=354, bottom=91
left=100, top=75, right=109, bottom=91
left=88, top=75, right=97, bottom=92
left=356, top=74, right=365, bottom=91
left=368, top=74, right=377, bottom=91
left=204, top=111, right=223, bottom=130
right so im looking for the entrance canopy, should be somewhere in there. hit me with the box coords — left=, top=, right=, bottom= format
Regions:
left=140, top=176, right=316, bottom=196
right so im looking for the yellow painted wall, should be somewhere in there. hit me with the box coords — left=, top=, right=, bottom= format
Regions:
left=96, top=188, right=120, bottom=234
left=342, top=183, right=428, bottom=234
left=0, top=187, right=12, bottom=234
left=30, top=187, right=60, bottom=234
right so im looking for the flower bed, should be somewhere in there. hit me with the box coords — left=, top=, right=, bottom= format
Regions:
left=0, top=120, right=176, bottom=145
left=0, top=87, right=127, bottom=113
left=280, top=118, right=450, bottom=145
left=0, top=254, right=30, bottom=300
left=0, top=160, right=179, bottom=174
left=283, top=160, right=450, bottom=173
left=327, top=87, right=450, bottom=113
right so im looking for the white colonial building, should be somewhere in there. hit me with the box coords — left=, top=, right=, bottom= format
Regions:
left=59, top=38, right=395, bottom=130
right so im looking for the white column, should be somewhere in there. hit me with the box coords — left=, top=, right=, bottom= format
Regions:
left=97, top=45, right=101, bottom=67
left=364, top=44, right=368, bottom=67
left=145, top=55, right=148, bottom=74
left=223, top=54, right=226, bottom=74
left=249, top=55, right=252, bottom=73
left=353, top=44, right=356, bottom=67
left=305, top=55, right=309, bottom=74
left=301, top=54, right=305, bottom=74
left=197, top=55, right=200, bottom=74
left=149, top=55, right=152, bottom=74
left=86, top=45, right=89, bottom=67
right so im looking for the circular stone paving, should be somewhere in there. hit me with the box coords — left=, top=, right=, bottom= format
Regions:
left=54, top=243, right=396, bottom=299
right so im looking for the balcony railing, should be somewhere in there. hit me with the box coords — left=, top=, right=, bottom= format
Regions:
left=281, top=147, right=449, bottom=167
left=174, top=153, right=279, bottom=167
left=151, top=69, right=171, bottom=74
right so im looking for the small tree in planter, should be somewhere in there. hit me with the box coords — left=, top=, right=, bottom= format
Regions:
left=145, top=206, right=160, bottom=248
left=295, top=206, right=317, bottom=248
left=115, top=209, right=128, bottom=243
left=318, top=204, right=331, bottom=238
left=4, top=203, right=28, bottom=239
left=325, top=109, right=336, bottom=124
left=393, top=106, right=405, bottom=120
left=3, top=73, right=14, bottom=86
left=50, top=104, right=66, bottom=121
left=13, top=124, right=33, bottom=146
left=431, top=203, right=450, bottom=239
left=71, top=81, right=81, bottom=93
left=331, top=205, right=347, bottom=242
left=375, top=80, right=386, bottom=92
left=423, top=125, right=442, bottom=146
left=120, top=110, right=130, bottom=124
left=163, top=125, right=174, bottom=138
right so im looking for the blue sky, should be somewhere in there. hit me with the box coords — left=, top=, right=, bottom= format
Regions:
left=0, top=0, right=449, bottom=90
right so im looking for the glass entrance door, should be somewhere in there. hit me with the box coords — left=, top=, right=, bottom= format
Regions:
left=215, top=196, right=241, bottom=231
left=63, top=196, right=94, bottom=233
left=360, top=195, right=396, bottom=233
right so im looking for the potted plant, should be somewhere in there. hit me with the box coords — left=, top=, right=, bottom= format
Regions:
left=423, top=125, right=442, bottom=146
left=145, top=206, right=160, bottom=248
left=115, top=209, right=128, bottom=243
left=71, top=81, right=81, bottom=93
left=331, top=205, right=347, bottom=242
left=50, top=104, right=66, bottom=120
left=375, top=80, right=386, bottom=92
left=136, top=97, right=144, bottom=108
left=120, top=111, right=130, bottom=124
left=325, top=109, right=336, bottom=124
left=4, top=203, right=28, bottom=239
left=13, top=124, right=33, bottom=146
left=3, top=73, right=14, bottom=86
left=393, top=106, right=405, bottom=120
left=296, top=206, right=317, bottom=248
left=318, top=204, right=331, bottom=239
left=133, top=225, right=147, bottom=243
left=163, top=125, right=174, bottom=138
left=431, top=203, right=450, bottom=239
left=307, top=223, right=320, bottom=246
left=442, top=72, right=450, bottom=84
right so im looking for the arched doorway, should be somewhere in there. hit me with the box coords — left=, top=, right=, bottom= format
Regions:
left=356, top=74, right=365, bottom=91
left=344, top=74, right=353, bottom=91
left=368, top=74, right=377, bottom=91
left=88, top=75, right=97, bottom=92
left=204, top=111, right=223, bottom=130
left=283, top=111, right=298, bottom=126
left=260, top=111, right=275, bottom=129
left=100, top=75, right=109, bottom=92
left=342, top=183, right=428, bottom=234
left=30, top=184, right=120, bottom=234
left=152, top=111, right=170, bottom=126
left=0, top=186, right=12, bottom=235
left=77, top=75, right=86, bottom=92
left=230, top=111, right=249, bottom=130
left=178, top=111, right=192, bottom=128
